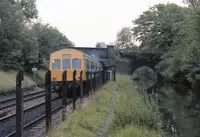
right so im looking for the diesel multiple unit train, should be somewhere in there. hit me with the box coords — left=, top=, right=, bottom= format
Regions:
left=49, top=48, right=103, bottom=94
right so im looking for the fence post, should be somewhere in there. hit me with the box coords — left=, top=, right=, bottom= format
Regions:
left=97, top=71, right=99, bottom=89
left=100, top=71, right=103, bottom=86
left=86, top=71, right=89, bottom=96
left=62, top=70, right=67, bottom=121
left=114, top=68, right=116, bottom=82
left=102, top=69, right=105, bottom=84
left=90, top=72, right=93, bottom=95
left=104, top=70, right=107, bottom=83
left=73, top=70, right=77, bottom=110
left=16, top=71, right=24, bottom=137
left=80, top=71, right=83, bottom=103
left=107, top=70, right=109, bottom=82
left=106, top=70, right=108, bottom=83
left=45, top=70, right=52, bottom=137
left=94, top=72, right=96, bottom=93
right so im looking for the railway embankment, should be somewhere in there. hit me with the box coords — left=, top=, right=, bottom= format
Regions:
left=0, top=70, right=46, bottom=94
left=54, top=81, right=114, bottom=137
left=54, top=74, right=164, bottom=137
left=107, top=74, right=163, bottom=137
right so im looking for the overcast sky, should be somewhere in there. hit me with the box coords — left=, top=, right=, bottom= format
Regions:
left=36, top=0, right=184, bottom=47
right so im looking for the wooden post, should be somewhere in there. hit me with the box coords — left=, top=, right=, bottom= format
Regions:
left=86, top=71, right=89, bottom=96
left=114, top=68, right=116, bottom=82
left=90, top=72, right=93, bottom=95
left=94, top=72, right=96, bottom=93
left=73, top=70, right=77, bottom=110
left=45, top=70, right=52, bottom=136
left=62, top=70, right=67, bottom=121
left=16, top=71, right=24, bottom=137
left=80, top=71, right=83, bottom=103
left=100, top=71, right=102, bottom=86
left=97, top=71, right=99, bottom=89
left=102, top=69, right=105, bottom=84
left=107, top=71, right=109, bottom=81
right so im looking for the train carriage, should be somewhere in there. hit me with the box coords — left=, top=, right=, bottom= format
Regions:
left=49, top=48, right=103, bottom=95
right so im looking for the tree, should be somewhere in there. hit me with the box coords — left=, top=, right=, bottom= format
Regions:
left=95, top=42, right=107, bottom=48
left=21, top=28, right=39, bottom=70
left=183, top=0, right=200, bottom=7
left=0, top=0, right=25, bottom=68
left=0, top=0, right=74, bottom=70
left=20, top=0, right=38, bottom=20
left=133, top=4, right=187, bottom=54
left=33, top=22, right=74, bottom=63
left=116, top=27, right=134, bottom=49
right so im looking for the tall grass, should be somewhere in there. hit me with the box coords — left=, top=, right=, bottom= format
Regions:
left=107, top=74, right=163, bottom=137
left=55, top=82, right=114, bottom=137
left=0, top=71, right=36, bottom=93
left=34, top=69, right=46, bottom=85
left=0, top=70, right=47, bottom=93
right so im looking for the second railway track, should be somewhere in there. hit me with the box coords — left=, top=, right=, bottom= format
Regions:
left=0, top=95, right=62, bottom=137
left=0, top=90, right=56, bottom=111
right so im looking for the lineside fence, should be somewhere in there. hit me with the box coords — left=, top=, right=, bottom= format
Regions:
left=14, top=68, right=116, bottom=137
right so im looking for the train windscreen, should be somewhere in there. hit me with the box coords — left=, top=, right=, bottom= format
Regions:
left=62, top=59, right=71, bottom=70
left=72, top=58, right=81, bottom=69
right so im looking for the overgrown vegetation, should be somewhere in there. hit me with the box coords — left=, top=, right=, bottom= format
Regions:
left=0, top=0, right=74, bottom=71
left=0, top=70, right=46, bottom=93
left=115, top=2, right=200, bottom=85
left=55, top=82, right=114, bottom=137
left=107, top=74, right=163, bottom=137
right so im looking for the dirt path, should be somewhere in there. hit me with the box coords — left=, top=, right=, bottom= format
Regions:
left=96, top=87, right=116, bottom=137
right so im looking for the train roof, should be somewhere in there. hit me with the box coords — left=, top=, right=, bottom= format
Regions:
left=51, top=48, right=101, bottom=63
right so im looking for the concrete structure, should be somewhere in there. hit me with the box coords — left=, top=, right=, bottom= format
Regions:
left=60, top=44, right=115, bottom=65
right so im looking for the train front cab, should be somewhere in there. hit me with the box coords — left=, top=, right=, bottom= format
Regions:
left=49, top=49, right=86, bottom=96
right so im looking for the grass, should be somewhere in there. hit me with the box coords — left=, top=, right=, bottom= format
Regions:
left=34, top=69, right=47, bottom=85
left=0, top=70, right=47, bottom=93
left=112, top=126, right=162, bottom=137
left=107, top=74, right=164, bottom=137
left=55, top=81, right=114, bottom=137
left=0, top=71, right=36, bottom=93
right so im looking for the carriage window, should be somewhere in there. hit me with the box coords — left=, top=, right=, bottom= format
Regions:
left=89, top=61, right=91, bottom=70
left=91, top=62, right=94, bottom=70
left=52, top=59, right=60, bottom=70
left=62, top=59, right=71, bottom=70
left=72, top=58, right=81, bottom=69
left=87, top=59, right=90, bottom=70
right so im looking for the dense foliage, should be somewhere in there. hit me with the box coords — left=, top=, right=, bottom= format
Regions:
left=115, top=2, right=200, bottom=84
left=108, top=74, right=162, bottom=137
left=0, top=0, right=74, bottom=71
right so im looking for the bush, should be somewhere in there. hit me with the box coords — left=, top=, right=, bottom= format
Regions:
left=110, top=125, right=161, bottom=137
left=108, top=74, right=163, bottom=137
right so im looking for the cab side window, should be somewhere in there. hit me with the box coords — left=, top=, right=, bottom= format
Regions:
left=52, top=59, right=61, bottom=70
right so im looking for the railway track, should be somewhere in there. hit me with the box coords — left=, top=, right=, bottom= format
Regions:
left=0, top=95, right=62, bottom=137
left=6, top=99, right=74, bottom=137
left=0, top=90, right=46, bottom=110
left=24, top=98, right=83, bottom=137
left=0, top=90, right=57, bottom=115
left=0, top=82, right=88, bottom=137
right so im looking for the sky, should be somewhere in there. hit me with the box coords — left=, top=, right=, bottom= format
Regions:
left=36, top=0, right=184, bottom=47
